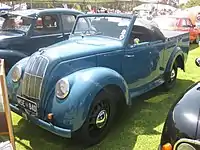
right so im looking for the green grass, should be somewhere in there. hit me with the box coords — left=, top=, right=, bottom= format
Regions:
left=7, top=44, right=200, bottom=150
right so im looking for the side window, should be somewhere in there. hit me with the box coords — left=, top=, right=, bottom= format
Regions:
left=33, top=14, right=60, bottom=36
left=76, top=18, right=90, bottom=31
left=129, top=25, right=155, bottom=45
left=61, top=14, right=76, bottom=33
left=181, top=19, right=187, bottom=27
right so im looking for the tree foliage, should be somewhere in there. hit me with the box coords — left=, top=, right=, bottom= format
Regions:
left=185, top=0, right=200, bottom=8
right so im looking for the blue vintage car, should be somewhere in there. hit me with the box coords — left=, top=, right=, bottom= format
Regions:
left=0, top=8, right=82, bottom=73
left=6, top=13, right=190, bottom=146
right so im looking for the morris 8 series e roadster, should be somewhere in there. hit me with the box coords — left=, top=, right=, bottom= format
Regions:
left=7, top=13, right=190, bottom=146
left=0, top=8, right=82, bottom=73
left=158, top=58, right=200, bottom=150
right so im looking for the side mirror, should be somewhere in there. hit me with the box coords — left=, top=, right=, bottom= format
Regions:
left=195, top=58, right=200, bottom=67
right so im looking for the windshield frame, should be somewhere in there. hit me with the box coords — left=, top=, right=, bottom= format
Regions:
left=71, top=13, right=135, bottom=44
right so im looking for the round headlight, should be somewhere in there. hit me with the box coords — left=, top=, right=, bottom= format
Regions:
left=55, top=79, right=70, bottom=99
left=11, top=65, right=22, bottom=82
left=177, top=143, right=195, bottom=150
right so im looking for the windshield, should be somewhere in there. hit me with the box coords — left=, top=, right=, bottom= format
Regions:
left=153, top=17, right=178, bottom=30
left=73, top=16, right=131, bottom=40
left=1, top=14, right=32, bottom=33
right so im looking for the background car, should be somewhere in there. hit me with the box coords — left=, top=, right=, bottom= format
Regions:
left=0, top=8, right=83, bottom=73
left=153, top=15, right=200, bottom=44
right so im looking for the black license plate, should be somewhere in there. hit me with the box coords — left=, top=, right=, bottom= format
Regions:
left=17, top=96, right=37, bottom=114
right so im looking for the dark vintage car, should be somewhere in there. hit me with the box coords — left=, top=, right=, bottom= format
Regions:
left=0, top=8, right=83, bottom=73
left=158, top=58, right=200, bottom=150
left=7, top=13, right=189, bottom=146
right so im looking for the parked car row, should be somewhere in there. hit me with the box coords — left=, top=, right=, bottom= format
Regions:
left=0, top=8, right=193, bottom=148
left=152, top=15, right=200, bottom=44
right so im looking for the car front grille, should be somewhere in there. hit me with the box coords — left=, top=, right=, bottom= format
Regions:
left=21, top=55, right=49, bottom=100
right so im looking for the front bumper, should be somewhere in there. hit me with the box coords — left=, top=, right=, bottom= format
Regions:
left=10, top=103, right=72, bottom=138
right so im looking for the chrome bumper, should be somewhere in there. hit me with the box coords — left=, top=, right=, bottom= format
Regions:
left=10, top=103, right=72, bottom=138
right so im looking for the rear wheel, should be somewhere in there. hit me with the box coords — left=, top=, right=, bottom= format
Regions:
left=73, top=89, right=117, bottom=147
left=163, top=62, right=178, bottom=91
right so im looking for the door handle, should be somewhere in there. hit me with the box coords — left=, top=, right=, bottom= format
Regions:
left=125, top=54, right=135, bottom=58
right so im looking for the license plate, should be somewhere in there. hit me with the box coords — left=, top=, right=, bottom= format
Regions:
left=17, top=96, right=37, bottom=114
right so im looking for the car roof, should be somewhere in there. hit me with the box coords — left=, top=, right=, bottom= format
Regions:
left=8, top=8, right=83, bottom=18
left=77, top=13, right=134, bottom=19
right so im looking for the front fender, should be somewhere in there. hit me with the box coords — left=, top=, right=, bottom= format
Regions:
left=160, top=82, right=200, bottom=146
left=0, top=49, right=28, bottom=72
left=165, top=47, right=184, bottom=72
left=50, top=67, right=129, bottom=132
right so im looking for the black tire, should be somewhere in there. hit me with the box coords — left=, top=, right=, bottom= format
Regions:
left=72, top=88, right=117, bottom=147
left=163, top=62, right=178, bottom=91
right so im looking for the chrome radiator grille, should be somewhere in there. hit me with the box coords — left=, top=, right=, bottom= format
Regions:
left=21, top=55, right=49, bottom=100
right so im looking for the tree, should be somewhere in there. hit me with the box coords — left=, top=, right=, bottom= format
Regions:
left=185, top=0, right=200, bottom=8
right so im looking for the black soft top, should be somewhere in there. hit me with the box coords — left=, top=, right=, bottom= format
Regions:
left=134, top=18, right=166, bottom=40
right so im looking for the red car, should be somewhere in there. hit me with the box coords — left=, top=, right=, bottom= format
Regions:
left=153, top=15, right=199, bottom=43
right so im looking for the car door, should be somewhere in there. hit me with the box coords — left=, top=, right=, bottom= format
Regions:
left=148, top=27, right=166, bottom=80
left=26, top=13, right=64, bottom=54
left=122, top=25, right=153, bottom=89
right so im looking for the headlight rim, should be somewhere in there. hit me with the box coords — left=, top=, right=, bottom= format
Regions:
left=11, top=64, right=22, bottom=83
left=55, top=78, right=70, bottom=99
left=177, top=142, right=196, bottom=150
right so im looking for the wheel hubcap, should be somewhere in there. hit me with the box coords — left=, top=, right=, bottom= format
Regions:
left=96, top=110, right=108, bottom=129
left=88, top=100, right=110, bottom=137
left=170, top=69, right=175, bottom=80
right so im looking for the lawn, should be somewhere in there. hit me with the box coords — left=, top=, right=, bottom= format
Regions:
left=7, top=44, right=200, bottom=150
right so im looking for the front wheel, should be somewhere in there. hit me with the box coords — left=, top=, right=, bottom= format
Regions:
left=73, top=89, right=117, bottom=147
left=163, top=62, right=178, bottom=91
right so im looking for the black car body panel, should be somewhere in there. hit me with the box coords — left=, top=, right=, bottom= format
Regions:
left=160, top=82, right=200, bottom=148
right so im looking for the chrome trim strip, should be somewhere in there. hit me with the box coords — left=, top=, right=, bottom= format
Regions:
left=38, top=56, right=49, bottom=99
left=173, top=138, right=200, bottom=149
left=28, top=56, right=37, bottom=98
left=33, top=57, right=42, bottom=99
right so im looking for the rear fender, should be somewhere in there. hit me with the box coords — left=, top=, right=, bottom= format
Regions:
left=165, top=47, right=185, bottom=73
left=51, top=67, right=129, bottom=131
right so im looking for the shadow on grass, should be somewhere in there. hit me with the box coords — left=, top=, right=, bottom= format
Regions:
left=190, top=44, right=199, bottom=51
left=13, top=78, right=194, bottom=150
